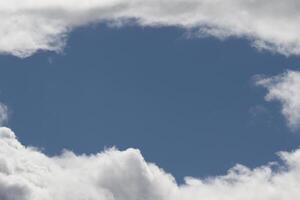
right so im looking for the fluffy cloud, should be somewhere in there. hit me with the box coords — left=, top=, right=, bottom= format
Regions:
left=256, top=70, right=300, bottom=130
left=0, top=103, right=8, bottom=126
left=1, top=127, right=300, bottom=200
left=2, top=0, right=300, bottom=57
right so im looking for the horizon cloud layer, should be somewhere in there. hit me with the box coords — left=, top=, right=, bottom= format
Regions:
left=2, top=0, right=300, bottom=57
left=1, top=127, right=300, bottom=200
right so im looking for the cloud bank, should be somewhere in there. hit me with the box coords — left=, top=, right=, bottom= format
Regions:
left=1, top=127, right=300, bottom=200
left=0, top=103, right=8, bottom=126
left=256, top=70, right=300, bottom=130
left=2, top=0, right=300, bottom=57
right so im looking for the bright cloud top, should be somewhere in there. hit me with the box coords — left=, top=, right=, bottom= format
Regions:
left=2, top=0, right=300, bottom=57
left=256, top=70, right=300, bottom=130
left=0, top=103, right=8, bottom=126
left=1, top=127, right=300, bottom=200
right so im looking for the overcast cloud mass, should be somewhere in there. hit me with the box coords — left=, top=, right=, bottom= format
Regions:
left=256, top=70, right=300, bottom=130
left=2, top=0, right=300, bottom=57
left=0, top=127, right=300, bottom=200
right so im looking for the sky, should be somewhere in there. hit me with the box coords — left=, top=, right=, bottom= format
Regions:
left=1, top=1, right=300, bottom=200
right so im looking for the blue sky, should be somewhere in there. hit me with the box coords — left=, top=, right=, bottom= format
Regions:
left=1, top=1, right=300, bottom=200
left=1, top=24, right=300, bottom=180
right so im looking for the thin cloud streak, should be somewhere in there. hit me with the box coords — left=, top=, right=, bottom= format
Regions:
left=0, top=103, right=8, bottom=126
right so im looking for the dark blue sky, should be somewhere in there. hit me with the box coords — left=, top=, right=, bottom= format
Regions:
left=1, top=25, right=300, bottom=181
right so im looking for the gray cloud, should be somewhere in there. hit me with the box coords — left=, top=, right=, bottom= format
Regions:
left=256, top=70, right=300, bottom=130
left=1, top=127, right=300, bottom=200
left=2, top=0, right=300, bottom=57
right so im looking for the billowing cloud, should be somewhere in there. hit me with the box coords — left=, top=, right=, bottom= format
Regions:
left=2, top=0, right=300, bottom=57
left=0, top=103, right=8, bottom=126
left=1, top=127, right=300, bottom=200
left=256, top=70, right=300, bottom=130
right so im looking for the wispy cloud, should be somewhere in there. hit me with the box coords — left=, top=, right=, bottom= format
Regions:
left=2, top=0, right=300, bottom=57
left=1, top=127, right=300, bottom=200
left=0, top=103, right=8, bottom=126
left=255, top=70, right=300, bottom=130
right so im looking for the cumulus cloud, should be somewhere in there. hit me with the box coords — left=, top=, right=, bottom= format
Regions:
left=1, top=127, right=300, bottom=200
left=2, top=0, right=300, bottom=57
left=0, top=103, right=8, bottom=126
left=256, top=70, right=300, bottom=130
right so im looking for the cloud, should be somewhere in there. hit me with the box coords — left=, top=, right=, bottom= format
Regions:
left=1, top=127, right=300, bottom=200
left=0, top=103, right=8, bottom=126
left=256, top=70, right=300, bottom=130
left=2, top=0, right=300, bottom=57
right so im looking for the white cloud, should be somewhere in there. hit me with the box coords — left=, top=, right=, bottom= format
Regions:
left=2, top=0, right=300, bottom=57
left=0, top=103, right=8, bottom=126
left=256, top=70, right=300, bottom=130
left=1, top=127, right=300, bottom=200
